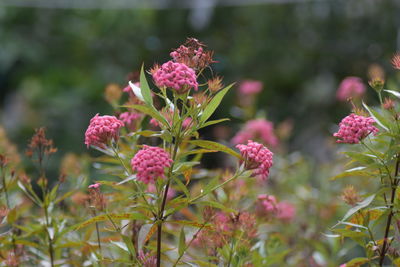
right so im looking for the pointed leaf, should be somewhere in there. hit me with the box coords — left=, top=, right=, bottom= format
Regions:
left=139, top=64, right=153, bottom=106
left=362, top=102, right=389, bottom=131
left=200, top=83, right=234, bottom=123
left=189, top=140, right=241, bottom=159
left=178, top=227, right=186, bottom=255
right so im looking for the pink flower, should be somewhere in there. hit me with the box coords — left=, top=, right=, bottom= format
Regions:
left=88, top=183, right=100, bottom=189
left=84, top=114, right=124, bottom=148
left=138, top=250, right=156, bottom=267
left=238, top=80, right=263, bottom=95
left=152, top=61, right=198, bottom=94
left=119, top=111, right=142, bottom=131
left=256, top=194, right=278, bottom=218
left=276, top=201, right=295, bottom=222
left=131, top=145, right=172, bottom=184
left=333, top=113, right=379, bottom=144
left=232, top=119, right=278, bottom=147
left=336, top=77, right=365, bottom=101
left=236, top=140, right=274, bottom=180
left=182, top=117, right=193, bottom=129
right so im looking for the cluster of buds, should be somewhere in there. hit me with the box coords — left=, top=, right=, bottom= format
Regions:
left=88, top=183, right=106, bottom=211
left=336, top=77, right=365, bottom=102
left=170, top=37, right=215, bottom=70
left=236, top=140, right=274, bottom=180
left=119, top=111, right=142, bottom=131
left=130, top=145, right=172, bottom=184
left=104, top=83, right=122, bottom=104
left=152, top=61, right=198, bottom=94
left=84, top=114, right=124, bottom=148
left=333, top=113, right=379, bottom=144
left=26, top=127, right=57, bottom=158
left=368, top=77, right=384, bottom=92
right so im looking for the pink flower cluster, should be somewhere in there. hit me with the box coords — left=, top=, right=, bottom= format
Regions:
left=392, top=53, right=400, bottom=70
left=256, top=194, right=277, bottom=218
left=232, top=119, right=278, bottom=147
left=152, top=61, right=198, bottom=94
left=84, top=114, right=124, bottom=148
left=238, top=80, right=263, bottom=95
left=333, top=113, right=379, bottom=144
left=131, top=145, right=172, bottom=184
left=236, top=140, right=273, bottom=180
left=119, top=111, right=142, bottom=131
left=256, top=194, right=295, bottom=222
left=336, top=77, right=366, bottom=101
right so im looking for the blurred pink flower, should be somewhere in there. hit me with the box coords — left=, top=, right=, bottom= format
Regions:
left=152, top=61, right=198, bottom=94
left=138, top=250, right=156, bottom=267
left=238, top=80, right=263, bottom=95
left=256, top=194, right=278, bottom=218
left=84, top=114, right=124, bottom=148
left=88, top=183, right=100, bottom=189
left=119, top=111, right=142, bottom=131
left=232, top=119, right=278, bottom=147
left=336, top=77, right=365, bottom=101
left=236, top=140, right=273, bottom=180
left=276, top=201, right=296, bottom=222
left=333, top=113, right=378, bottom=144
left=131, top=145, right=172, bottom=184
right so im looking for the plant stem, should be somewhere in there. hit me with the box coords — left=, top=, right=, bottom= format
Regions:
left=379, top=155, right=400, bottom=266
left=44, top=203, right=55, bottom=267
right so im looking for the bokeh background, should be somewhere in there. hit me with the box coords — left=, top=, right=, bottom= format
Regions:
left=0, top=0, right=400, bottom=164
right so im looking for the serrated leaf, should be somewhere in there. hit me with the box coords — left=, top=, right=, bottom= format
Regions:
left=200, top=83, right=234, bottom=123
left=139, top=64, right=153, bottom=106
left=189, top=140, right=241, bottom=159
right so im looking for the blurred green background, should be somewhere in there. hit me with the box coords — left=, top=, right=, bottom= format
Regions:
left=0, top=0, right=399, bottom=157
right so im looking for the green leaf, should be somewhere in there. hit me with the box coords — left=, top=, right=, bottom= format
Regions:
left=199, top=118, right=230, bottom=129
left=200, top=83, right=234, bottom=123
left=384, top=89, right=400, bottom=99
left=121, top=234, right=137, bottom=259
left=188, top=140, right=241, bottom=159
left=330, top=167, right=375, bottom=180
left=345, top=257, right=370, bottom=267
left=343, top=152, right=378, bottom=165
left=7, top=208, right=17, bottom=224
left=196, top=201, right=235, bottom=213
left=74, top=213, right=147, bottom=230
left=123, top=104, right=169, bottom=128
left=178, top=227, right=186, bottom=256
left=341, top=194, right=376, bottom=222
left=139, top=64, right=153, bottom=106
left=362, top=101, right=389, bottom=131
left=172, top=176, right=190, bottom=198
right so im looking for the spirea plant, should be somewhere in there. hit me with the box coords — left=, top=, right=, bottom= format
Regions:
left=331, top=54, right=400, bottom=266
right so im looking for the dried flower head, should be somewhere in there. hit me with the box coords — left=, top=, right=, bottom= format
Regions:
left=236, top=140, right=273, bottom=180
left=88, top=183, right=106, bottom=211
left=152, top=61, right=198, bottom=94
left=131, top=145, right=172, bottom=184
left=341, top=185, right=361, bottom=206
left=392, top=53, right=400, bottom=70
left=104, top=83, right=122, bottom=104
left=333, top=113, right=379, bottom=144
left=369, top=77, right=385, bottom=92
left=170, top=38, right=215, bottom=70
left=26, top=127, right=57, bottom=158
left=84, top=114, right=124, bottom=148
left=207, top=76, right=224, bottom=93
left=383, top=98, right=395, bottom=110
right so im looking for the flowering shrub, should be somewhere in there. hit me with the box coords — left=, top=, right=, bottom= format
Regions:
left=1, top=38, right=400, bottom=266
